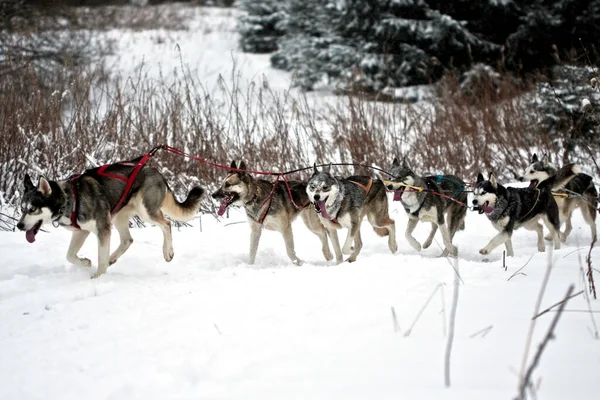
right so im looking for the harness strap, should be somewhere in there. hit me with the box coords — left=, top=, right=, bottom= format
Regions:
left=520, top=189, right=541, bottom=222
left=347, top=177, right=373, bottom=194
left=68, top=175, right=81, bottom=230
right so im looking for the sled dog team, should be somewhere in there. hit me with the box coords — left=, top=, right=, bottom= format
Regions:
left=16, top=154, right=596, bottom=277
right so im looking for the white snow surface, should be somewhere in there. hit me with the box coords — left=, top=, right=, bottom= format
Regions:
left=1, top=201, right=599, bottom=400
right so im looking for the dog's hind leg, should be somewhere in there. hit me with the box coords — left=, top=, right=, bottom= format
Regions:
left=149, top=211, right=174, bottom=262
left=581, top=199, right=597, bottom=243
left=342, top=218, right=361, bottom=255
left=480, top=231, right=511, bottom=256
left=422, top=222, right=437, bottom=249
left=248, top=219, right=263, bottom=265
left=109, top=210, right=134, bottom=265
left=93, top=221, right=112, bottom=279
left=542, top=214, right=561, bottom=250
left=66, top=230, right=92, bottom=268
left=523, top=219, right=545, bottom=252
left=367, top=212, right=397, bottom=253
left=405, top=218, right=421, bottom=252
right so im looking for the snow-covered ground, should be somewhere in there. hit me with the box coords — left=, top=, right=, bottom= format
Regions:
left=1, top=200, right=599, bottom=400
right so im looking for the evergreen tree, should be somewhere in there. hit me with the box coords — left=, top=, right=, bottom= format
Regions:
left=238, top=0, right=286, bottom=53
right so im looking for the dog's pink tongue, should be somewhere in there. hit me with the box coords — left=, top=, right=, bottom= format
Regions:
left=217, top=199, right=229, bottom=217
left=393, top=190, right=403, bottom=201
left=26, top=228, right=36, bottom=243
left=528, top=181, right=537, bottom=189
left=482, top=204, right=494, bottom=214
left=317, top=201, right=333, bottom=220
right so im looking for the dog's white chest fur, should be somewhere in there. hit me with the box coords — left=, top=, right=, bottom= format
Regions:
left=493, top=216, right=510, bottom=231
left=402, top=191, right=421, bottom=214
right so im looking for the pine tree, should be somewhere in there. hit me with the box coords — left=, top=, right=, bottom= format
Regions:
left=237, top=0, right=286, bottom=54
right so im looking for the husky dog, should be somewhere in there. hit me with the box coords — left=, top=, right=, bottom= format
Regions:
left=17, top=162, right=204, bottom=278
left=385, top=158, right=467, bottom=257
left=212, top=161, right=332, bottom=265
left=519, top=153, right=597, bottom=243
left=306, top=164, right=397, bottom=263
left=473, top=164, right=579, bottom=256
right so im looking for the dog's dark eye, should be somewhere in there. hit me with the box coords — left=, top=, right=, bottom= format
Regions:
left=29, top=206, right=37, bottom=213
left=322, top=186, right=330, bottom=191
left=224, top=182, right=231, bottom=188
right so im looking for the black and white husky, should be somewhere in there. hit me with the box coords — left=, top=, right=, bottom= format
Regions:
left=472, top=164, right=579, bottom=256
left=519, top=153, right=597, bottom=243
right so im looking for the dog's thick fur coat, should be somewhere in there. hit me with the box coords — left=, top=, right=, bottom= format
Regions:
left=212, top=161, right=332, bottom=265
left=17, top=161, right=204, bottom=278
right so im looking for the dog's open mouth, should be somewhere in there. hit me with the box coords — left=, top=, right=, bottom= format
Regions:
left=217, top=194, right=236, bottom=216
left=528, top=179, right=539, bottom=189
left=26, top=220, right=43, bottom=243
left=393, top=186, right=405, bottom=201
left=313, top=198, right=334, bottom=220
left=477, top=201, right=494, bottom=215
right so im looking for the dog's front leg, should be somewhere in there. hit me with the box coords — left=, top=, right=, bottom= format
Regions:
left=422, top=222, right=437, bottom=249
left=347, top=229, right=363, bottom=263
left=479, top=231, right=511, bottom=256
left=439, top=222, right=457, bottom=257
left=248, top=220, right=262, bottom=265
left=93, top=227, right=111, bottom=279
left=281, top=224, right=303, bottom=266
left=66, top=230, right=91, bottom=268
left=405, top=218, right=421, bottom=251
left=327, top=227, right=343, bottom=264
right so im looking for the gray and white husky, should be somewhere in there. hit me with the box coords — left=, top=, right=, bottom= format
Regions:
left=472, top=163, right=579, bottom=256
left=519, top=153, right=597, bottom=243
left=212, top=160, right=332, bottom=265
left=306, top=164, right=397, bottom=263
left=385, top=157, right=467, bottom=257
left=17, top=160, right=204, bottom=278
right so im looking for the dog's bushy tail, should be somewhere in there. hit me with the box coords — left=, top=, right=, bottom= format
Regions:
left=161, top=186, right=204, bottom=221
left=539, top=163, right=580, bottom=191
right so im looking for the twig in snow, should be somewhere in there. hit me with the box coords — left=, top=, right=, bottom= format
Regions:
left=213, top=323, right=222, bottom=335
left=444, top=257, right=460, bottom=388
left=517, top=249, right=554, bottom=394
left=532, top=290, right=584, bottom=320
left=503, top=250, right=507, bottom=271
left=404, top=283, right=443, bottom=337
left=440, top=284, right=447, bottom=337
left=575, top=233, right=599, bottom=339
left=433, top=238, right=464, bottom=284
left=391, top=306, right=400, bottom=333
left=585, top=238, right=597, bottom=299
left=562, top=247, right=585, bottom=259
left=515, top=284, right=575, bottom=400
left=469, top=325, right=493, bottom=339
left=508, top=253, right=535, bottom=281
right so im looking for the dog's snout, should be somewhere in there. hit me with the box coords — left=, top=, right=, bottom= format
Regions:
left=211, top=191, right=220, bottom=199
left=387, top=184, right=393, bottom=190
left=472, top=199, right=478, bottom=205
left=17, top=222, right=24, bottom=230
left=313, top=194, right=321, bottom=201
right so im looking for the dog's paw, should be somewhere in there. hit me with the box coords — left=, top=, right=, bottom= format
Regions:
left=409, top=241, right=421, bottom=252
left=292, top=258, right=304, bottom=266
left=560, top=233, right=568, bottom=243
left=163, top=247, right=174, bottom=262
left=544, top=234, right=553, bottom=241
left=479, top=248, right=489, bottom=255
left=389, top=242, right=398, bottom=254
left=91, top=269, right=106, bottom=279
left=346, top=256, right=357, bottom=263
left=342, top=244, right=353, bottom=255
left=537, top=244, right=546, bottom=252
left=323, top=249, right=334, bottom=261
left=422, top=239, right=433, bottom=249
left=79, top=258, right=92, bottom=268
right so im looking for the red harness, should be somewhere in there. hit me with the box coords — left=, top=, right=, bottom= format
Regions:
left=67, top=152, right=154, bottom=230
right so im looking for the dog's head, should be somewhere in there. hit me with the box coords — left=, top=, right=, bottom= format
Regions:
left=17, top=174, right=55, bottom=243
left=518, top=153, right=556, bottom=188
left=212, top=160, right=252, bottom=216
left=472, top=172, right=499, bottom=215
left=306, top=164, right=341, bottom=214
left=386, top=157, right=417, bottom=200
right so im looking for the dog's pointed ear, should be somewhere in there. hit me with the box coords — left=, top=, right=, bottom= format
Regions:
left=531, top=153, right=538, bottom=163
left=24, top=174, right=34, bottom=190
left=477, top=173, right=484, bottom=183
left=402, top=157, right=408, bottom=168
left=541, top=154, right=549, bottom=167
left=313, top=163, right=319, bottom=174
left=392, top=157, right=400, bottom=168
left=489, top=172, right=497, bottom=188
left=230, top=160, right=237, bottom=170
left=38, top=177, right=52, bottom=196
left=325, top=163, right=332, bottom=173
left=238, top=161, right=247, bottom=172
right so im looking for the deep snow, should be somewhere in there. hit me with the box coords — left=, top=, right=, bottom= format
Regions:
left=1, top=200, right=599, bottom=400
